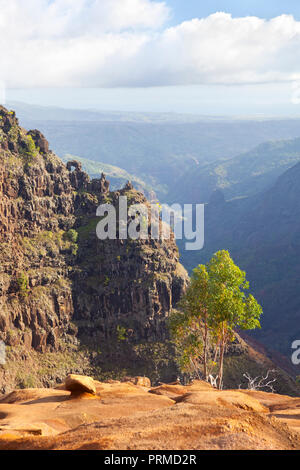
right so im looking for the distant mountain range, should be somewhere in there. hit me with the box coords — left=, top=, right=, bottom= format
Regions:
left=180, top=160, right=300, bottom=358
left=167, top=138, right=300, bottom=204
left=7, top=100, right=240, bottom=124
left=10, top=101, right=300, bottom=200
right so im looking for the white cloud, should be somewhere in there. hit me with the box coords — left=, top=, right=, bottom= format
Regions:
left=1, top=3, right=300, bottom=88
left=136, top=13, right=300, bottom=86
left=0, top=0, right=170, bottom=37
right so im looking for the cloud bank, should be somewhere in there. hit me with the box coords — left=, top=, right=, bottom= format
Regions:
left=1, top=0, right=300, bottom=88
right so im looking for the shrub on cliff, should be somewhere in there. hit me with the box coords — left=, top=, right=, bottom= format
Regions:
left=17, top=272, right=29, bottom=297
left=20, top=135, right=38, bottom=165
left=63, top=229, right=78, bottom=243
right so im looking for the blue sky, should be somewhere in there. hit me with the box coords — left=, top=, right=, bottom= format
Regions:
left=3, top=0, right=300, bottom=116
left=167, top=0, right=300, bottom=24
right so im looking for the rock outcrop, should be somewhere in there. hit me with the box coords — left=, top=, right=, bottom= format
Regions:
left=65, top=374, right=96, bottom=395
left=0, top=106, right=188, bottom=391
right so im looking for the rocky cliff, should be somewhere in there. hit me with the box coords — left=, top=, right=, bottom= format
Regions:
left=0, top=106, right=188, bottom=391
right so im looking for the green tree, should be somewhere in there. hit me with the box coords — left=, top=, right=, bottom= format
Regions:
left=169, top=265, right=211, bottom=381
left=207, top=251, right=262, bottom=388
left=169, top=250, right=263, bottom=389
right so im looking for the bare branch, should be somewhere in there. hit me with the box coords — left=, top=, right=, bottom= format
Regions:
left=241, top=370, right=277, bottom=392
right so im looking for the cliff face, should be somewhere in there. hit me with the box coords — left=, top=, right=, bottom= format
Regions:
left=0, top=106, right=188, bottom=389
left=73, top=188, right=187, bottom=345
left=0, top=108, right=76, bottom=354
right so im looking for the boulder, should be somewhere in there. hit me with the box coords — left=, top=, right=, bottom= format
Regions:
left=149, top=383, right=187, bottom=400
left=123, top=181, right=134, bottom=191
left=121, top=376, right=151, bottom=388
left=65, top=374, right=96, bottom=395
left=133, top=377, right=151, bottom=388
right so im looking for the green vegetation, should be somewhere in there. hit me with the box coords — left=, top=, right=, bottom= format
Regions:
left=20, top=134, right=39, bottom=165
left=63, top=228, right=78, bottom=243
left=21, top=230, right=78, bottom=259
left=76, top=217, right=99, bottom=241
left=63, top=229, right=78, bottom=255
left=1, top=344, right=93, bottom=390
left=169, top=250, right=262, bottom=389
left=15, top=371, right=37, bottom=389
left=116, top=325, right=127, bottom=342
left=7, top=124, right=19, bottom=143
left=17, top=272, right=29, bottom=297
left=133, top=342, right=177, bottom=384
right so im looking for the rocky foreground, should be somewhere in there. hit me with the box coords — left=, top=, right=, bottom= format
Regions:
left=0, top=375, right=300, bottom=450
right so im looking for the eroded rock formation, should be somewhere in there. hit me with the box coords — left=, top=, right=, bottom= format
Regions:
left=0, top=106, right=188, bottom=390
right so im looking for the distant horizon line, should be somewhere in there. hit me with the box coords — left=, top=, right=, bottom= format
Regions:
left=4, top=99, right=300, bottom=122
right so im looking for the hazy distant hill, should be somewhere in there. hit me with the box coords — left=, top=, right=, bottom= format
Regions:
left=11, top=101, right=300, bottom=199
left=7, top=100, right=230, bottom=123
left=167, top=137, right=300, bottom=204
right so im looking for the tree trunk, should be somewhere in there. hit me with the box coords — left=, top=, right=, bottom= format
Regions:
left=218, top=325, right=226, bottom=390
left=203, top=315, right=208, bottom=381
left=218, top=342, right=224, bottom=389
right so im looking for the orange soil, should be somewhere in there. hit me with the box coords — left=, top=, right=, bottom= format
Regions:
left=0, top=380, right=299, bottom=450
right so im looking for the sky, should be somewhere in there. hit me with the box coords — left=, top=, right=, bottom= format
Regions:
left=2, top=0, right=300, bottom=115
left=167, top=1, right=300, bottom=24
